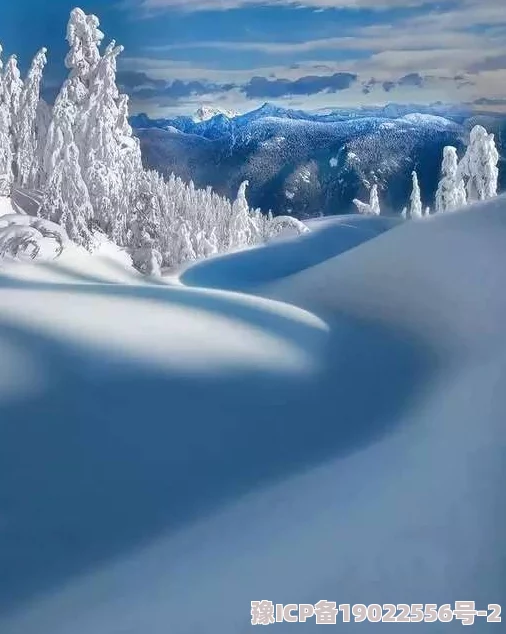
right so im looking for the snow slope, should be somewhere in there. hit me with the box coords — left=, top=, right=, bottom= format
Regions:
left=182, top=214, right=401, bottom=291
left=0, top=198, right=505, bottom=633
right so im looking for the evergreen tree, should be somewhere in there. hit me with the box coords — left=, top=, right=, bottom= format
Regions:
left=40, top=137, right=93, bottom=248
left=0, top=54, right=23, bottom=189
left=353, top=184, right=381, bottom=215
left=0, top=44, right=12, bottom=194
left=435, top=146, right=467, bottom=213
left=14, top=48, right=47, bottom=187
left=229, top=180, right=254, bottom=249
left=459, top=125, right=499, bottom=202
left=409, top=171, right=423, bottom=219
left=370, top=184, right=381, bottom=215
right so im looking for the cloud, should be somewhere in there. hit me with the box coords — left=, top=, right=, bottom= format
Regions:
left=132, top=78, right=237, bottom=100
left=120, top=0, right=506, bottom=113
left=242, top=72, right=357, bottom=98
left=472, top=97, right=506, bottom=106
left=117, top=70, right=167, bottom=91
left=398, top=73, right=424, bottom=87
left=123, top=68, right=357, bottom=102
left=467, top=54, right=506, bottom=73
left=145, top=30, right=486, bottom=57
left=127, top=0, right=434, bottom=14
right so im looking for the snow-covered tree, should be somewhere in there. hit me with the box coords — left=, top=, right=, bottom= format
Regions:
left=0, top=54, right=23, bottom=190
left=78, top=41, right=125, bottom=233
left=14, top=48, right=47, bottom=187
left=173, top=220, right=196, bottom=265
left=65, top=8, right=103, bottom=87
left=39, top=122, right=93, bottom=248
left=1, top=7, right=299, bottom=272
left=458, top=125, right=499, bottom=202
left=41, top=9, right=102, bottom=186
left=263, top=216, right=309, bottom=241
left=3, top=55, right=23, bottom=123
left=409, top=171, right=423, bottom=219
left=229, top=180, right=255, bottom=249
left=370, top=184, right=381, bottom=215
left=353, top=183, right=381, bottom=215
left=0, top=45, right=12, bottom=195
left=0, top=214, right=68, bottom=260
left=435, top=146, right=467, bottom=213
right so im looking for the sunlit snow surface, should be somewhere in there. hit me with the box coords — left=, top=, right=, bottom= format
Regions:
left=0, top=197, right=505, bottom=633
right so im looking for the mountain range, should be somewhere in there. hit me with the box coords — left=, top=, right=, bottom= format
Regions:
left=131, top=103, right=506, bottom=218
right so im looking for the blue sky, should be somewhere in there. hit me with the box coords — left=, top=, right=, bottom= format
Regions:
left=2, top=1, right=506, bottom=116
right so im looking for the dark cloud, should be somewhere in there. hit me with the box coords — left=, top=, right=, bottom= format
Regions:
left=398, top=73, right=424, bottom=87
left=242, top=72, right=357, bottom=98
left=362, top=73, right=425, bottom=94
left=122, top=77, right=237, bottom=101
left=382, top=81, right=396, bottom=92
left=472, top=97, right=506, bottom=106
left=467, top=54, right=506, bottom=73
left=120, top=68, right=357, bottom=102
left=117, top=70, right=167, bottom=91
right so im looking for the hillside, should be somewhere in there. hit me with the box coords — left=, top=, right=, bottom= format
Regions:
left=0, top=196, right=504, bottom=633
left=132, top=104, right=506, bottom=219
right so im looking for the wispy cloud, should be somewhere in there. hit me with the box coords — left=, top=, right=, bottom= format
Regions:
left=127, top=0, right=434, bottom=14
left=119, top=0, right=506, bottom=114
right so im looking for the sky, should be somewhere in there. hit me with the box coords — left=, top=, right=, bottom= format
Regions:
left=1, top=0, right=506, bottom=117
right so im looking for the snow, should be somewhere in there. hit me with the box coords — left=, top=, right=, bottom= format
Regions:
left=399, top=113, right=456, bottom=128
left=193, top=105, right=238, bottom=122
left=0, top=196, right=504, bottom=633
left=0, top=198, right=12, bottom=218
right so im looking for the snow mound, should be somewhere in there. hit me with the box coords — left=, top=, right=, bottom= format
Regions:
left=267, top=195, right=506, bottom=356
left=182, top=214, right=399, bottom=291
left=0, top=211, right=68, bottom=262
left=0, top=207, right=138, bottom=285
left=0, top=197, right=504, bottom=633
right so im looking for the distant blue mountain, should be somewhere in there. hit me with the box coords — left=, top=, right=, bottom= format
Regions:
left=131, top=103, right=506, bottom=218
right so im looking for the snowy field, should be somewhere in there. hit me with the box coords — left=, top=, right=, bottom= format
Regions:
left=0, top=195, right=505, bottom=633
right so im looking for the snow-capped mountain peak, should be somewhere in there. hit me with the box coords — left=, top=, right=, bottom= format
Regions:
left=193, top=105, right=239, bottom=122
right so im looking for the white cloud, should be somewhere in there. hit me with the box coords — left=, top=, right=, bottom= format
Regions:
left=129, top=0, right=434, bottom=14
left=146, top=30, right=489, bottom=56
left=121, top=0, right=506, bottom=112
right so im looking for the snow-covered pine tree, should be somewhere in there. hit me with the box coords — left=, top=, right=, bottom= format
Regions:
left=6, top=7, right=282, bottom=270
left=40, top=135, right=94, bottom=248
left=409, top=171, right=423, bottom=219
left=14, top=48, right=47, bottom=187
left=65, top=8, right=103, bottom=88
left=78, top=41, right=124, bottom=234
left=0, top=54, right=23, bottom=190
left=370, top=184, right=381, bottom=215
left=458, top=125, right=499, bottom=202
left=484, top=132, right=499, bottom=199
left=173, top=219, right=196, bottom=265
left=0, top=44, right=12, bottom=195
left=353, top=183, right=381, bottom=215
left=435, top=146, right=467, bottom=213
left=115, top=93, right=143, bottom=244
left=42, top=8, right=103, bottom=186
left=3, top=55, right=23, bottom=124
left=229, top=180, right=255, bottom=249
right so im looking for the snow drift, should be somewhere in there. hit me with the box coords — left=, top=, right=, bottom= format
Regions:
left=0, top=197, right=504, bottom=633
